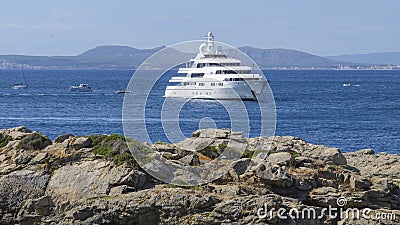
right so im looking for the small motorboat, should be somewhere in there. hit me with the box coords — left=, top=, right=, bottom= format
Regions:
left=70, top=84, right=92, bottom=92
left=12, top=83, right=28, bottom=89
left=115, top=90, right=131, bottom=94
left=342, top=83, right=352, bottom=87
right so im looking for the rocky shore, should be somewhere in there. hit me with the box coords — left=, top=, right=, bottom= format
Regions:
left=0, top=126, right=399, bottom=225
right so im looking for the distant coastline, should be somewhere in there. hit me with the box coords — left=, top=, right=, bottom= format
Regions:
left=1, top=45, right=400, bottom=71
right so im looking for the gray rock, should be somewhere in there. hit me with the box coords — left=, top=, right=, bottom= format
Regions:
left=30, top=152, right=48, bottom=164
left=198, top=128, right=230, bottom=139
left=17, top=133, right=52, bottom=150
left=350, top=174, right=372, bottom=191
left=0, top=169, right=50, bottom=217
left=294, top=156, right=316, bottom=167
left=256, top=163, right=293, bottom=188
left=153, top=143, right=176, bottom=153
left=45, top=160, right=149, bottom=204
left=355, top=148, right=375, bottom=155
left=14, top=152, right=32, bottom=165
left=109, top=185, right=135, bottom=195
left=302, top=146, right=347, bottom=165
left=54, top=134, right=74, bottom=143
left=0, top=154, right=8, bottom=163
left=176, top=137, right=213, bottom=152
left=321, top=148, right=347, bottom=165
left=309, top=187, right=340, bottom=207
left=179, top=154, right=200, bottom=166
left=266, top=152, right=294, bottom=166
left=344, top=151, right=400, bottom=178
left=1, top=126, right=32, bottom=140
left=230, top=158, right=251, bottom=176
left=70, top=137, right=92, bottom=150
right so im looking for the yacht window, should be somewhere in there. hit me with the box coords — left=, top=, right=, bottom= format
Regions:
left=199, top=83, right=205, bottom=86
left=183, top=82, right=189, bottom=86
left=196, top=63, right=206, bottom=68
left=218, top=83, right=223, bottom=86
left=191, top=73, right=204, bottom=78
left=211, top=83, right=216, bottom=86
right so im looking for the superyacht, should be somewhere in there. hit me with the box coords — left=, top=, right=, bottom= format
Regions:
left=164, top=32, right=267, bottom=100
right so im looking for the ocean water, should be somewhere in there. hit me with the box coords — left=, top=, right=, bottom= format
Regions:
left=0, top=69, right=399, bottom=153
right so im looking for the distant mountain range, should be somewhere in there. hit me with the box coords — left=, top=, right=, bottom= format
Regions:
left=326, top=52, right=400, bottom=65
left=0, top=45, right=398, bottom=70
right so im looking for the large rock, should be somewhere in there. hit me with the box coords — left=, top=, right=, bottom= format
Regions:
left=266, top=152, right=294, bottom=166
left=17, top=133, right=52, bottom=150
left=345, top=151, right=400, bottom=178
left=29, top=152, right=48, bottom=164
left=54, top=134, right=74, bottom=143
left=45, top=160, right=149, bottom=204
left=302, top=146, right=347, bottom=165
left=179, top=154, right=200, bottom=166
left=70, top=137, right=92, bottom=150
left=230, top=158, right=251, bottom=176
left=0, top=169, right=50, bottom=217
left=255, top=163, right=293, bottom=188
left=350, top=174, right=372, bottom=191
left=193, top=128, right=231, bottom=139
left=0, top=126, right=32, bottom=140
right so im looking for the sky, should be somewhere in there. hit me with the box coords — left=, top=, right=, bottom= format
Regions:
left=1, top=0, right=399, bottom=56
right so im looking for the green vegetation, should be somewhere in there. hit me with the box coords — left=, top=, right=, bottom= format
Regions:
left=241, top=150, right=254, bottom=159
left=88, top=134, right=139, bottom=168
left=198, top=145, right=220, bottom=159
left=154, top=140, right=168, bottom=145
left=114, top=153, right=139, bottom=167
left=103, top=134, right=125, bottom=142
left=17, top=132, right=52, bottom=150
left=290, top=151, right=300, bottom=158
left=0, top=133, right=13, bottom=148
left=92, top=146, right=113, bottom=159
left=126, top=139, right=154, bottom=165
left=218, top=143, right=228, bottom=150
left=88, top=134, right=125, bottom=147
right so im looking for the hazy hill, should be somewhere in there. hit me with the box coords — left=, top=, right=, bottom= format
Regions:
left=0, top=45, right=359, bottom=70
left=326, top=52, right=400, bottom=65
left=0, top=46, right=164, bottom=70
left=238, top=46, right=345, bottom=69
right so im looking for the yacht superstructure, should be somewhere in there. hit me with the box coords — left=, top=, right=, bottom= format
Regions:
left=164, top=32, right=267, bottom=100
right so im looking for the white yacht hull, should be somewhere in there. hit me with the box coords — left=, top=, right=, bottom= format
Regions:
left=164, top=80, right=267, bottom=100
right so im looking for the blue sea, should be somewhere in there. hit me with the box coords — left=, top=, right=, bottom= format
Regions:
left=0, top=70, right=399, bottom=153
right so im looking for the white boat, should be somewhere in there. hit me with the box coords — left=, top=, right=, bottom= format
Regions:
left=116, top=90, right=131, bottom=94
left=164, top=32, right=268, bottom=100
left=70, top=84, right=92, bottom=92
left=12, top=70, right=28, bottom=89
left=11, top=83, right=28, bottom=89
left=343, top=83, right=352, bottom=87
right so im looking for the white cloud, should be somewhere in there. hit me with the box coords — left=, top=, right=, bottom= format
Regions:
left=34, top=23, right=94, bottom=30
left=152, top=14, right=169, bottom=20
left=5, top=21, right=93, bottom=30
left=5, top=22, right=25, bottom=29
left=152, top=14, right=195, bottom=21
left=50, top=9, right=95, bottom=19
